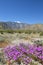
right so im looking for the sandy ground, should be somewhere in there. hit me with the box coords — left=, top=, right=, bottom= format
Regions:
left=11, top=39, right=33, bottom=46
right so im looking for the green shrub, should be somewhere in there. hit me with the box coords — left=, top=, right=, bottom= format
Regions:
left=33, top=31, right=36, bottom=34
left=1, top=32, right=3, bottom=34
left=5, top=30, right=14, bottom=34
left=25, top=30, right=32, bottom=34
left=40, top=32, right=43, bottom=36
left=0, top=30, right=3, bottom=34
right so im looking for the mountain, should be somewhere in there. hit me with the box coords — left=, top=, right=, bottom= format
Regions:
left=0, top=22, right=29, bottom=30
left=0, top=22, right=43, bottom=31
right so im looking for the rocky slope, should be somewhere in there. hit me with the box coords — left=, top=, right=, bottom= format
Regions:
left=0, top=22, right=43, bottom=31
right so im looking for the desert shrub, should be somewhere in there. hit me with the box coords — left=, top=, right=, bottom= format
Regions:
left=0, top=52, right=6, bottom=64
left=28, top=30, right=32, bottom=34
left=0, top=36, right=5, bottom=42
left=18, top=30, right=23, bottom=33
left=14, top=30, right=24, bottom=33
left=0, top=30, right=4, bottom=34
left=40, top=32, right=43, bottom=36
left=5, top=30, right=14, bottom=34
left=34, top=39, right=43, bottom=46
left=14, top=30, right=33, bottom=34
left=33, top=31, right=36, bottom=34
left=25, top=30, right=32, bottom=34
left=1, top=31, right=3, bottom=34
left=34, top=40, right=43, bottom=46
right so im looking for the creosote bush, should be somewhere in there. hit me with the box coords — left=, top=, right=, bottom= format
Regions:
left=0, top=30, right=36, bottom=34
left=40, top=32, right=43, bottom=36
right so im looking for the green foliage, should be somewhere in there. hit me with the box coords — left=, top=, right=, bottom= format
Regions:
left=33, top=31, right=36, bottom=34
left=5, top=30, right=14, bottom=34
left=14, top=30, right=24, bottom=33
left=0, top=29, right=43, bottom=34
left=0, top=30, right=4, bottom=34
left=24, top=30, right=32, bottom=34
left=0, top=30, right=14, bottom=34
left=40, top=32, right=43, bottom=36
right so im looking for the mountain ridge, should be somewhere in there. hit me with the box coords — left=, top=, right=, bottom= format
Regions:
left=0, top=22, right=43, bottom=31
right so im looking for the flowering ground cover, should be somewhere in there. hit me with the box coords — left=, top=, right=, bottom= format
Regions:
left=3, top=43, right=43, bottom=65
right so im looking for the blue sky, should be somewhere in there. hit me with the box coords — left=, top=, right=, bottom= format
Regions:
left=0, top=0, right=43, bottom=24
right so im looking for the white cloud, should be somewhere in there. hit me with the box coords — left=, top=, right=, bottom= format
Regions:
left=15, top=21, right=21, bottom=23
